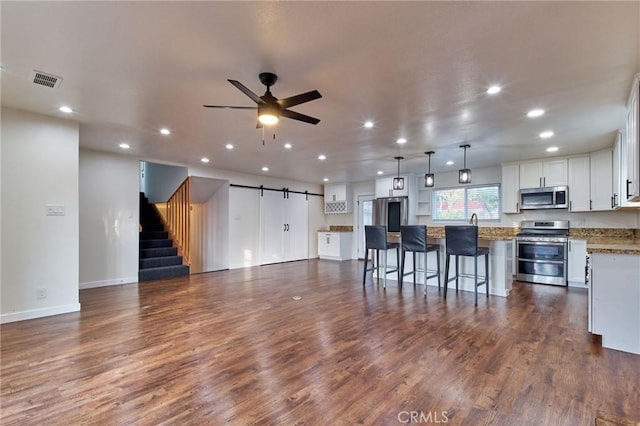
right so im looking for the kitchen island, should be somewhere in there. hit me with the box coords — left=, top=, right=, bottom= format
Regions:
left=376, top=226, right=517, bottom=297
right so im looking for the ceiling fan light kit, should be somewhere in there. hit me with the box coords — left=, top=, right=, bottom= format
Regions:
left=424, top=150, right=435, bottom=188
left=458, top=144, right=471, bottom=184
left=203, top=72, right=322, bottom=129
left=393, top=156, right=405, bottom=190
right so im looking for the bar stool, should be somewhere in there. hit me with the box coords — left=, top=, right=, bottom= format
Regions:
left=363, top=225, right=400, bottom=288
left=399, top=225, right=441, bottom=294
left=444, top=225, right=489, bottom=306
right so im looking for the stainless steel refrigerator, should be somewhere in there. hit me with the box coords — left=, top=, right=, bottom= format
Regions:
left=372, top=196, right=409, bottom=232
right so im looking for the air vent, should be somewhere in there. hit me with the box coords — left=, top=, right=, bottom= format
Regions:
left=30, top=70, right=63, bottom=89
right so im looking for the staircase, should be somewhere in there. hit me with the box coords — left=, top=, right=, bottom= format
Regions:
left=139, top=193, right=190, bottom=281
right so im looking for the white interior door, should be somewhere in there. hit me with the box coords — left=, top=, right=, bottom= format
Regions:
left=285, top=192, right=309, bottom=261
left=260, top=191, right=285, bottom=265
left=357, top=194, right=375, bottom=259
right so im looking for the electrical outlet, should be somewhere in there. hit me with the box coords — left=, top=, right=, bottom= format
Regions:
left=36, top=288, right=47, bottom=299
left=45, top=204, right=65, bottom=216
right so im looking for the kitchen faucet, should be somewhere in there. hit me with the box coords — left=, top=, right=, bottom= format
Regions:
left=469, top=213, right=478, bottom=226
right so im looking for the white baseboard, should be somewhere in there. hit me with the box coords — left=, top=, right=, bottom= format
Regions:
left=0, top=303, right=81, bottom=324
left=80, top=276, right=138, bottom=289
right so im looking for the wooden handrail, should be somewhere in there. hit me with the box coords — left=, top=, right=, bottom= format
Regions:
left=165, top=177, right=191, bottom=266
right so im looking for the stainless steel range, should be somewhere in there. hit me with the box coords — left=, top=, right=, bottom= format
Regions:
left=516, top=220, right=569, bottom=286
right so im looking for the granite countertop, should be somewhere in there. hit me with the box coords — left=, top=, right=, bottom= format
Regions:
left=318, top=226, right=353, bottom=233
left=584, top=238, right=640, bottom=255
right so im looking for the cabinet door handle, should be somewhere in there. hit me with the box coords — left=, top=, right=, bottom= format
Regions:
left=611, top=196, right=614, bottom=209
left=569, top=200, right=572, bottom=211
left=284, top=224, right=287, bottom=232
left=539, top=177, right=542, bottom=187
left=543, top=177, right=546, bottom=187
left=590, top=200, right=592, bottom=210
left=626, top=179, right=632, bottom=199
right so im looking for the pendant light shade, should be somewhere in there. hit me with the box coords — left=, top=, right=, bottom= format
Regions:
left=393, top=156, right=405, bottom=190
left=458, top=144, right=471, bottom=184
left=424, top=151, right=435, bottom=187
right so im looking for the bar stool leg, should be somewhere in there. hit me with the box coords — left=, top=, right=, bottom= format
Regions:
left=436, top=248, right=441, bottom=290
left=400, top=250, right=405, bottom=288
left=423, top=249, right=428, bottom=295
left=455, top=255, right=459, bottom=293
left=412, top=252, right=416, bottom=286
left=376, top=250, right=380, bottom=285
left=396, top=247, right=401, bottom=284
left=474, top=255, right=479, bottom=306
left=363, top=248, right=368, bottom=285
left=485, top=253, right=490, bottom=298
left=444, top=255, right=450, bottom=299
left=383, top=249, right=387, bottom=289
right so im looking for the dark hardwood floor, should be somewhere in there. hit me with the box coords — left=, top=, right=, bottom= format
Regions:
left=1, top=259, right=639, bottom=425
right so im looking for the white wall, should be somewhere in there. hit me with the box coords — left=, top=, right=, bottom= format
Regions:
left=191, top=183, right=230, bottom=273
left=1, top=108, right=80, bottom=323
left=143, top=161, right=188, bottom=203
left=79, top=149, right=139, bottom=288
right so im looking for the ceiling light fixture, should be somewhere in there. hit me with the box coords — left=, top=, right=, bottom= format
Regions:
left=323, top=178, right=329, bottom=182
left=458, top=144, right=471, bottom=184
left=284, top=143, right=292, bottom=149
left=527, top=109, right=545, bottom=118
left=546, top=146, right=559, bottom=153
left=446, top=160, right=454, bottom=166
left=59, top=106, right=73, bottom=113
left=257, top=103, right=279, bottom=125
left=118, top=143, right=130, bottom=149
left=487, top=85, right=501, bottom=95
left=318, top=154, right=326, bottom=160
left=393, top=156, right=405, bottom=190
left=364, top=121, right=374, bottom=128
left=377, top=170, right=384, bottom=175
left=424, top=151, right=435, bottom=188
left=201, top=157, right=210, bottom=163
left=396, top=138, right=407, bottom=144
left=539, top=130, right=554, bottom=139
left=160, top=128, right=171, bottom=135
left=225, top=143, right=234, bottom=150
left=261, top=166, right=269, bottom=172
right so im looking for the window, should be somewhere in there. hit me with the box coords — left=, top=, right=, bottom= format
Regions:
left=433, top=184, right=500, bottom=221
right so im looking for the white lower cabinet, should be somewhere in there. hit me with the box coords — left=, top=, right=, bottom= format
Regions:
left=589, top=252, right=640, bottom=355
left=260, top=191, right=309, bottom=265
left=567, top=239, right=587, bottom=287
left=318, top=232, right=352, bottom=261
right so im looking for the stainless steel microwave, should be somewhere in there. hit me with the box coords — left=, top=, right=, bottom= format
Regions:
left=519, top=186, right=568, bottom=210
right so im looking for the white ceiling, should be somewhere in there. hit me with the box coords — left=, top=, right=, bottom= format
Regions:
left=2, top=2, right=639, bottom=185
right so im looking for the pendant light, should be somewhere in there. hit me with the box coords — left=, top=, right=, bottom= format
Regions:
left=393, top=156, right=405, bottom=190
left=424, top=151, right=435, bottom=187
left=458, top=144, right=471, bottom=184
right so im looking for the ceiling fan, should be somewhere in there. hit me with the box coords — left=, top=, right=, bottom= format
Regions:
left=203, top=72, right=322, bottom=127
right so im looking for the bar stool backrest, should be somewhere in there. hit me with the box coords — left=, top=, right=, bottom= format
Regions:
left=400, top=225, right=427, bottom=252
left=365, top=225, right=388, bottom=250
left=445, top=225, right=479, bottom=256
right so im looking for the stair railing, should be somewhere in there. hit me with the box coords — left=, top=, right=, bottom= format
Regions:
left=166, top=177, right=191, bottom=266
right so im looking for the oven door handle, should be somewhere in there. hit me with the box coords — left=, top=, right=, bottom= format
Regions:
left=516, top=258, right=566, bottom=264
left=516, top=240, right=567, bottom=246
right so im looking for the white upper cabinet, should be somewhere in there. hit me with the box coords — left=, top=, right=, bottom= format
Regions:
left=624, top=74, right=640, bottom=202
left=568, top=156, right=591, bottom=212
left=375, top=175, right=411, bottom=198
left=519, top=158, right=567, bottom=189
left=324, top=183, right=352, bottom=214
left=501, top=163, right=520, bottom=213
left=590, top=149, right=614, bottom=211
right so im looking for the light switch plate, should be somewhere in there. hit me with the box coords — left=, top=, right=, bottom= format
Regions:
left=46, top=204, right=65, bottom=216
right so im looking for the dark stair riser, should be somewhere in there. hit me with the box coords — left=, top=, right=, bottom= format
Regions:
left=140, top=231, right=169, bottom=240
left=140, top=256, right=183, bottom=269
left=140, top=247, right=178, bottom=258
left=141, top=223, right=165, bottom=232
left=140, top=239, right=173, bottom=249
left=139, top=265, right=190, bottom=281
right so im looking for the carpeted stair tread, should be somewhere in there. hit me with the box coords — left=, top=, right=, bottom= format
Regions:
left=140, top=239, right=173, bottom=249
left=140, top=231, right=169, bottom=240
left=139, top=265, right=190, bottom=281
left=141, top=223, right=165, bottom=232
left=140, top=255, right=183, bottom=269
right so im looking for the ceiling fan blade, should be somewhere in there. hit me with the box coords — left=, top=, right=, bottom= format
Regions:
left=203, top=105, right=257, bottom=109
left=278, top=90, right=322, bottom=109
left=228, top=79, right=264, bottom=104
left=280, top=109, right=320, bottom=125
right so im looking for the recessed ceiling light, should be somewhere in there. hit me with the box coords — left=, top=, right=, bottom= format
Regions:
left=59, top=106, right=73, bottom=113
left=201, top=157, right=210, bottom=163
left=487, top=85, right=501, bottom=95
left=323, top=178, right=329, bottom=182
left=364, top=121, right=374, bottom=129
left=396, top=138, right=407, bottom=144
left=160, top=128, right=171, bottom=135
left=527, top=109, right=545, bottom=118
left=539, top=130, right=554, bottom=139
left=262, top=166, right=269, bottom=172
left=225, top=143, right=234, bottom=150
left=284, top=143, right=292, bottom=149
left=446, top=160, right=454, bottom=166
left=546, top=146, right=559, bottom=153
left=118, top=143, right=130, bottom=149
left=377, top=170, right=384, bottom=175
left=462, top=111, right=470, bottom=119
left=318, top=154, right=326, bottom=160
